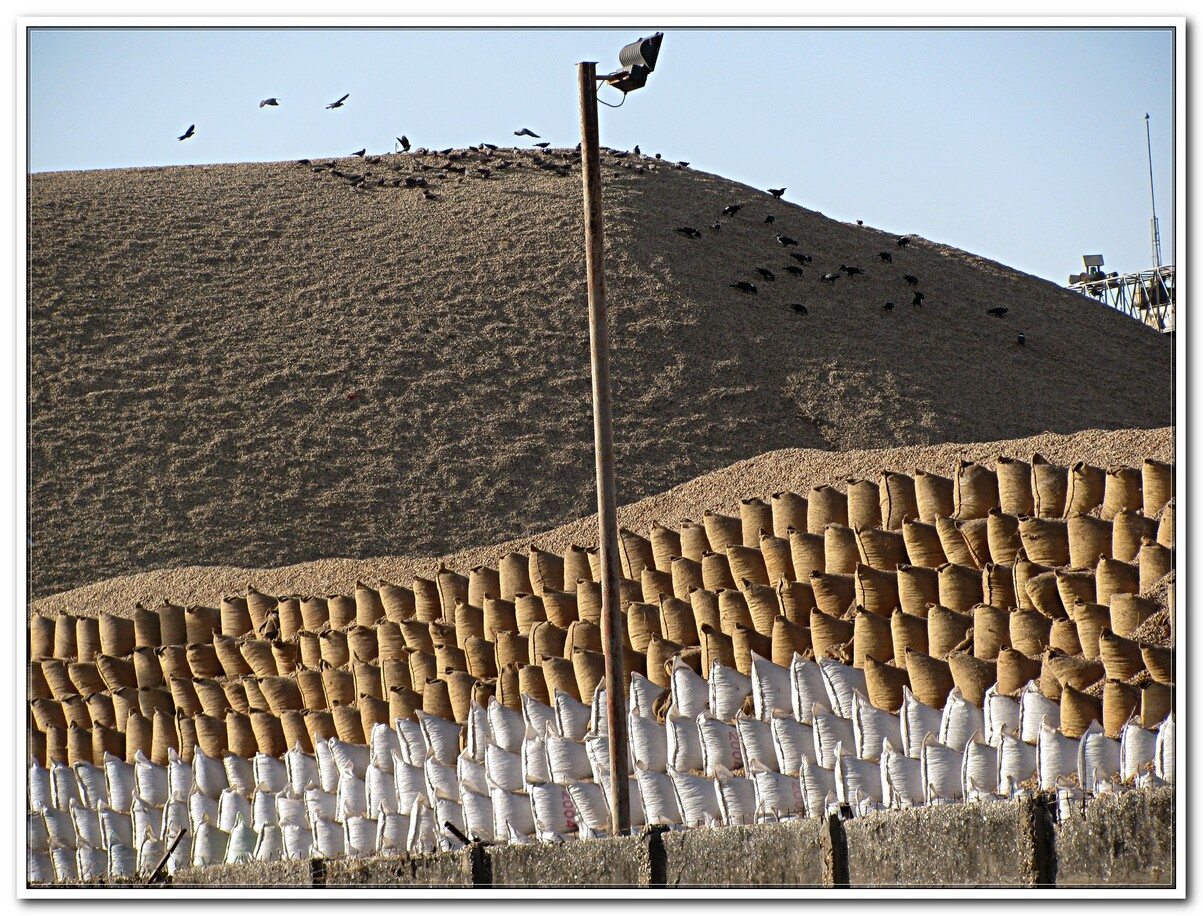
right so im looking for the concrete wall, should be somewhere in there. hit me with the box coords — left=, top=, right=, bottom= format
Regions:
left=1053, top=787, right=1176, bottom=887
left=659, top=820, right=830, bottom=887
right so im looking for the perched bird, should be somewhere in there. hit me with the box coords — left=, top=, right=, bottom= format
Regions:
left=422, top=189, right=438, bottom=200
left=903, top=274, right=919, bottom=285
left=1017, top=333, right=1026, bottom=346
left=534, top=142, right=551, bottom=149
left=790, top=253, right=813, bottom=264
left=676, top=227, right=702, bottom=239
left=731, top=281, right=758, bottom=294
left=482, top=142, right=498, bottom=150
left=879, top=252, right=893, bottom=262
left=784, top=266, right=805, bottom=276
left=840, top=264, right=864, bottom=276
left=177, top=124, right=195, bottom=141
left=633, top=145, right=641, bottom=155
left=297, top=158, right=311, bottom=165
left=678, top=161, right=690, bottom=167
left=883, top=301, right=895, bottom=311
left=259, top=98, right=280, bottom=108
left=352, top=148, right=366, bottom=157
left=897, top=236, right=911, bottom=247
left=768, top=187, right=786, bottom=198
left=820, top=272, right=840, bottom=283
left=514, top=128, right=540, bottom=138
left=776, top=235, right=799, bottom=247
left=710, top=223, right=722, bottom=231
left=326, top=93, right=350, bottom=109
left=912, top=291, right=925, bottom=306
left=790, top=303, right=808, bottom=315
left=856, top=220, right=864, bottom=226
left=764, top=215, right=775, bottom=224
left=723, top=204, right=742, bottom=216
left=398, top=135, right=411, bottom=152
left=756, top=268, right=776, bottom=281
left=987, top=306, right=1009, bottom=317
left=654, top=153, right=662, bottom=159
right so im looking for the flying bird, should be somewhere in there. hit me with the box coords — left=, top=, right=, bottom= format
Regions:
left=177, top=124, right=195, bottom=141
left=397, top=136, right=411, bottom=152
left=731, top=281, right=758, bottom=294
left=790, top=303, right=808, bottom=315
left=326, top=93, right=350, bottom=109
left=723, top=204, right=742, bottom=216
left=676, top=227, right=702, bottom=239
left=756, top=268, right=776, bottom=281
left=776, top=235, right=799, bottom=247
left=987, top=306, right=1009, bottom=317
left=514, top=128, right=540, bottom=138
left=768, top=187, right=786, bottom=198
left=259, top=98, right=280, bottom=108
left=879, top=252, right=893, bottom=262
left=912, top=291, right=925, bottom=306
left=903, top=274, right=920, bottom=285
left=897, top=236, right=911, bottom=247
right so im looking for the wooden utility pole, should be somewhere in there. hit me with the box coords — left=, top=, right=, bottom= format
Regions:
left=577, top=60, right=631, bottom=837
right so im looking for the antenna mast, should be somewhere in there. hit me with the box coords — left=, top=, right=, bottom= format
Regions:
left=1144, top=113, right=1163, bottom=270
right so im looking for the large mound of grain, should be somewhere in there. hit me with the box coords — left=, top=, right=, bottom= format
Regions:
left=28, top=151, right=1172, bottom=598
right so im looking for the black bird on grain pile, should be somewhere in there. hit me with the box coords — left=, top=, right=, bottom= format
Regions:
left=756, top=268, right=776, bottom=281
left=259, top=98, right=280, bottom=108
left=678, top=161, right=690, bottom=167
left=856, top=220, right=864, bottom=226
left=534, top=142, right=551, bottom=148
left=764, top=215, right=775, bottom=224
left=1017, top=333, right=1026, bottom=346
left=352, top=148, right=366, bottom=157
left=514, top=128, right=540, bottom=138
left=903, top=274, right=919, bottom=286
left=820, top=272, right=840, bottom=283
left=883, top=301, right=895, bottom=311
left=326, top=93, right=350, bottom=109
left=912, top=291, right=925, bottom=306
left=768, top=187, right=786, bottom=198
left=731, top=281, right=758, bottom=294
left=177, top=124, right=195, bottom=141
left=676, top=226, right=702, bottom=239
left=840, top=264, right=864, bottom=276
left=723, top=204, right=742, bottom=216
left=879, top=252, right=893, bottom=262
left=482, top=142, right=498, bottom=150
left=791, top=303, right=808, bottom=315
left=790, top=253, right=813, bottom=264
left=397, top=136, right=411, bottom=152
left=897, top=236, right=911, bottom=248
left=633, top=145, right=641, bottom=155
left=987, top=306, right=1009, bottom=317
left=784, top=265, right=805, bottom=276
left=711, top=223, right=722, bottom=232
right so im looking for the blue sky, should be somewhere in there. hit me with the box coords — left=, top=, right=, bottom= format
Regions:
left=26, top=24, right=1176, bottom=284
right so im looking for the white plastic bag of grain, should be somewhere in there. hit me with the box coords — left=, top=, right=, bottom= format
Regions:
left=629, top=712, right=669, bottom=773
left=435, top=794, right=467, bottom=850
left=50, top=760, right=81, bottom=809
left=811, top=704, right=855, bottom=769
left=394, top=754, right=428, bottom=813
left=771, top=713, right=815, bottom=776
left=636, top=762, right=682, bottom=826
left=366, top=759, right=398, bottom=816
left=1019, top=681, right=1061, bottom=744
left=74, top=760, right=109, bottom=810
left=328, top=737, right=369, bottom=781
left=546, top=729, right=593, bottom=785
left=709, top=662, right=753, bottom=723
left=370, top=722, right=403, bottom=772
left=488, top=697, right=525, bottom=754
left=490, top=784, right=535, bottom=840
left=105, top=752, right=138, bottom=812
left=996, top=732, right=1038, bottom=796
left=192, top=818, right=230, bottom=867
left=218, top=787, right=253, bottom=833
left=1077, top=721, right=1120, bottom=793
left=465, top=698, right=491, bottom=763
left=698, top=711, right=744, bottom=776
left=983, top=684, right=1021, bottom=747
left=585, top=734, right=611, bottom=784
left=418, top=710, right=464, bottom=767
left=1037, top=718, right=1078, bottom=791
left=97, top=801, right=132, bottom=849
left=131, top=796, right=165, bottom=846
left=791, top=654, right=829, bottom=725
left=800, top=756, right=838, bottom=818
left=75, top=844, right=107, bottom=882
left=164, top=749, right=193, bottom=804
left=589, top=682, right=609, bottom=737
left=29, top=760, right=53, bottom=811
left=163, top=798, right=190, bottom=842
left=670, top=766, right=721, bottom=827
left=460, top=785, right=495, bottom=842
left=305, top=785, right=338, bottom=825
left=485, top=742, right=525, bottom=793
left=281, top=821, right=314, bottom=860
left=252, top=789, right=280, bottom=832
left=132, top=751, right=169, bottom=808
left=313, top=814, right=345, bottom=858
left=28, top=848, right=56, bottom=884
left=1155, top=713, right=1175, bottom=784
left=224, top=752, right=256, bottom=798
left=274, top=788, right=307, bottom=826
left=69, top=798, right=102, bottom=850
left=751, top=652, right=793, bottom=721
left=253, top=752, right=288, bottom=795
left=523, top=726, right=552, bottom=786
left=521, top=693, right=559, bottom=740
left=714, top=763, right=758, bottom=826
left=376, top=811, right=411, bottom=852
left=529, top=781, right=578, bottom=838
left=819, top=658, right=867, bottom=720
left=394, top=717, right=427, bottom=768
left=666, top=712, right=704, bottom=773
left=960, top=731, right=999, bottom=798
left=671, top=656, right=710, bottom=719
left=556, top=688, right=592, bottom=742
left=51, top=846, right=81, bottom=882
left=852, top=691, right=902, bottom=762
left=166, top=827, right=192, bottom=873
left=601, top=777, right=648, bottom=830
left=1119, top=720, right=1158, bottom=782
left=749, top=759, right=806, bottom=817
left=835, top=741, right=884, bottom=807
left=225, top=813, right=259, bottom=864
left=899, top=686, right=943, bottom=759
left=338, top=770, right=369, bottom=821
left=880, top=740, right=923, bottom=809
left=107, top=842, right=141, bottom=879
left=138, top=836, right=166, bottom=878
left=939, top=688, right=985, bottom=753
left=457, top=750, right=488, bottom=797
left=566, top=780, right=610, bottom=834
left=630, top=672, right=668, bottom=719
left=285, top=742, right=319, bottom=795
left=734, top=711, right=779, bottom=774
left=921, top=735, right=964, bottom=802
left=27, top=811, right=50, bottom=853
left=423, top=756, right=460, bottom=806
left=187, top=788, right=218, bottom=837
left=255, top=823, right=285, bottom=862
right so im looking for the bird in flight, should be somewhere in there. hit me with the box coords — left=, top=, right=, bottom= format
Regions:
left=259, top=98, right=280, bottom=108
left=987, top=306, right=1009, bottom=317
left=514, top=128, right=540, bottom=138
left=327, top=93, right=350, bottom=109
left=177, top=124, right=195, bottom=141
left=731, top=281, right=758, bottom=294
left=768, top=187, right=786, bottom=198
left=776, top=234, right=799, bottom=247
left=397, top=136, right=411, bottom=152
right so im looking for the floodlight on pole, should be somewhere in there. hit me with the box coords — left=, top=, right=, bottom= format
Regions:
left=577, top=32, right=664, bottom=838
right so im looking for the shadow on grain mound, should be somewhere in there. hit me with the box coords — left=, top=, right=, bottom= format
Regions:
left=28, top=151, right=1172, bottom=597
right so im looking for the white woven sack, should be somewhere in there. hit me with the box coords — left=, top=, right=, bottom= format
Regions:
left=29, top=760, right=53, bottom=811
left=628, top=712, right=669, bottom=773
left=601, top=776, right=647, bottom=829
left=1019, top=680, right=1061, bottom=744
left=799, top=757, right=837, bottom=818
left=556, top=688, right=592, bottom=742
left=281, top=821, right=314, bottom=859
left=899, top=686, right=943, bottom=758
left=749, top=759, right=806, bottom=817
left=485, top=742, right=524, bottom=793
left=489, top=785, right=535, bottom=840
left=920, top=735, right=964, bottom=802
left=1155, top=713, right=1175, bottom=784
left=545, top=729, right=593, bottom=785
left=252, top=789, right=279, bottom=832
left=338, top=770, right=369, bottom=820
left=75, top=844, right=107, bottom=882
left=366, top=760, right=398, bottom=815
left=417, top=710, right=464, bottom=767
left=636, top=763, right=682, bottom=826
left=960, top=731, right=999, bottom=798
left=736, top=711, right=780, bottom=772
left=1037, top=718, right=1078, bottom=791
left=165, top=749, right=193, bottom=803
left=771, top=713, right=815, bottom=776
left=131, top=796, right=165, bottom=845
left=218, top=787, right=253, bottom=833
left=630, top=672, right=668, bottom=719
left=487, top=697, right=525, bottom=753
left=983, top=684, right=1021, bottom=747
left=1077, top=721, right=1120, bottom=794
left=529, top=781, right=578, bottom=838
left=394, top=717, right=427, bottom=767
left=666, top=712, right=704, bottom=773
left=458, top=750, right=489, bottom=797
left=566, top=780, right=610, bottom=833
left=522, top=726, right=551, bottom=786
left=370, top=721, right=403, bottom=772
left=715, top=764, right=758, bottom=826
left=163, top=799, right=190, bottom=840
left=880, top=740, right=923, bottom=809
left=811, top=704, right=855, bottom=770
left=304, top=786, right=338, bottom=825
left=751, top=652, right=793, bottom=721
left=1119, top=721, right=1157, bottom=782
left=69, top=798, right=103, bottom=849
left=407, top=794, right=437, bottom=854
left=790, top=655, right=829, bottom=725
left=709, top=662, right=753, bottom=723
left=192, top=818, right=230, bottom=867
left=254, top=823, right=284, bottom=862
left=28, top=812, right=50, bottom=853
left=465, top=698, right=491, bottom=763
left=698, top=711, right=743, bottom=776
left=939, top=688, right=984, bottom=753
left=313, top=814, right=345, bottom=858
left=670, top=766, right=721, bottom=827
left=51, top=846, right=81, bottom=883
left=461, top=786, right=496, bottom=842
left=521, top=694, right=559, bottom=739
left=225, top=813, right=259, bottom=864
left=671, top=656, right=710, bottom=719
left=50, top=760, right=81, bottom=809
left=424, top=756, right=460, bottom=806
left=187, top=789, right=218, bottom=837
left=139, top=834, right=168, bottom=874
left=104, top=752, right=138, bottom=812
left=99, top=802, right=133, bottom=849
left=223, top=752, right=256, bottom=798
left=376, top=812, right=410, bottom=852
left=819, top=658, right=867, bottom=719
left=253, top=752, right=288, bottom=794
left=28, top=849, right=55, bottom=884
left=835, top=741, right=884, bottom=807
left=435, top=794, right=467, bottom=850
left=996, top=732, right=1038, bottom=795
left=851, top=691, right=902, bottom=762
left=589, top=683, right=609, bottom=737
left=285, top=742, right=320, bottom=795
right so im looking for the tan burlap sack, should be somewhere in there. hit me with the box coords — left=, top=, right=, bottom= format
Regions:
left=809, top=608, right=854, bottom=662
left=387, top=686, right=423, bottom=723
left=1026, top=453, right=1067, bottom=518
left=772, top=491, right=809, bottom=539
left=1142, top=458, right=1174, bottom=517
left=995, top=455, right=1034, bottom=517
left=996, top=646, right=1042, bottom=695
left=1064, top=461, right=1105, bottom=518
left=717, top=588, right=754, bottom=637
left=700, top=623, right=737, bottom=673
left=1102, top=680, right=1141, bottom=738
left=935, top=515, right=976, bottom=567
left=1066, top=513, right=1112, bottom=570
left=927, top=604, right=973, bottom=659
left=671, top=556, right=705, bottom=602
left=759, top=531, right=795, bottom=585
left=645, top=634, right=684, bottom=690
left=954, top=460, right=999, bottom=520
left=855, top=527, right=908, bottom=571
left=890, top=609, right=929, bottom=667
left=648, top=522, right=682, bottom=574
left=702, top=550, right=738, bottom=592
left=1048, top=617, right=1082, bottom=656
left=855, top=564, right=900, bottom=616
left=904, top=648, right=954, bottom=708
left=1098, top=628, right=1146, bottom=682
left=902, top=518, right=947, bottom=569
left=810, top=571, right=855, bottom=617
left=727, top=545, right=770, bottom=587
left=328, top=593, right=358, bottom=629
left=641, top=568, right=675, bottom=604
left=1055, top=568, right=1097, bottom=610
left=379, top=580, right=416, bottom=623
left=565, top=619, right=603, bottom=658
left=896, top=564, right=939, bottom=617
left=807, top=485, right=849, bottom=534
left=660, top=594, right=699, bottom=647
left=986, top=509, right=1022, bottom=566
left=948, top=651, right=996, bottom=706
left=938, top=563, right=984, bottom=614
left=789, top=530, right=827, bottom=578
left=914, top=470, right=955, bottom=523
left=1096, top=556, right=1140, bottom=607
left=1018, top=516, right=1070, bottom=568
left=1141, top=682, right=1172, bottom=729
left=618, top=528, right=656, bottom=580
left=1157, top=499, right=1175, bottom=549
left=863, top=655, right=910, bottom=713
left=468, top=566, right=502, bottom=610
left=483, top=597, right=520, bottom=641
left=824, top=523, right=860, bottom=575
left=846, top=478, right=883, bottom=531
left=436, top=566, right=470, bottom=618
left=1101, top=466, right=1143, bottom=521
left=1067, top=601, right=1110, bottom=660
left=98, top=613, right=137, bottom=658
left=679, top=520, right=711, bottom=561
left=131, top=605, right=160, bottom=649
left=1138, top=539, right=1173, bottom=593
left=1059, top=684, right=1103, bottom=739
left=879, top=471, right=919, bottom=531
left=742, top=581, right=781, bottom=635
left=772, top=616, right=811, bottom=668
left=971, top=604, right=1010, bottom=660
left=852, top=607, right=893, bottom=667
left=1112, top=511, right=1159, bottom=564
left=689, top=588, right=722, bottom=636
left=703, top=509, right=743, bottom=553
left=279, top=709, right=312, bottom=752
left=740, top=497, right=775, bottom=548
left=563, top=544, right=595, bottom=588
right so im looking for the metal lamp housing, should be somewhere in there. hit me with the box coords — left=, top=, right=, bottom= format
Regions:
left=608, top=32, right=663, bottom=93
